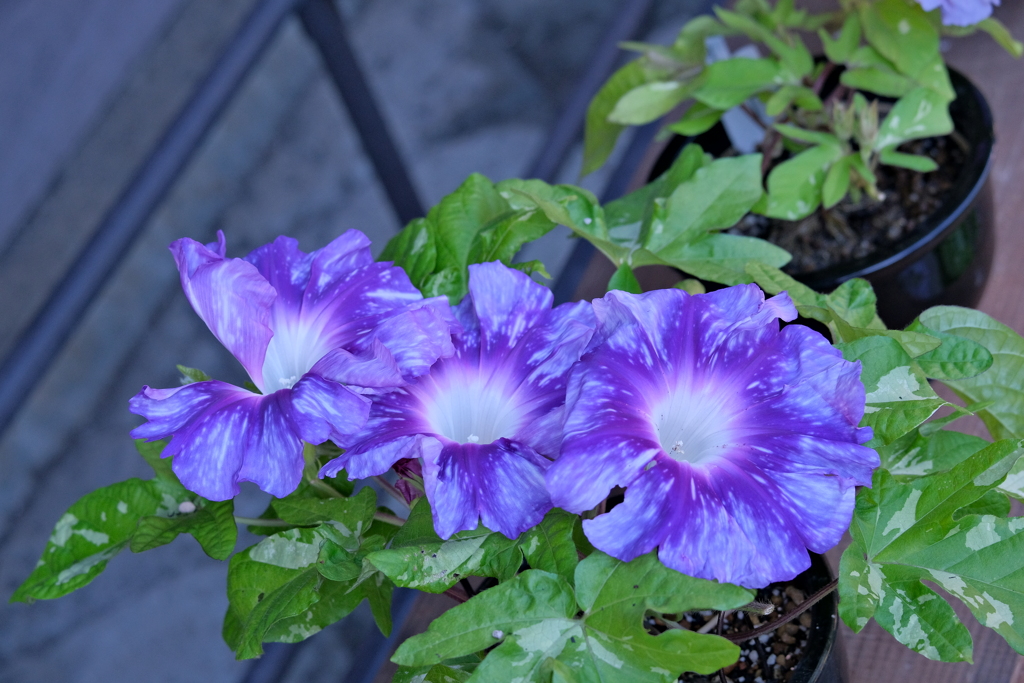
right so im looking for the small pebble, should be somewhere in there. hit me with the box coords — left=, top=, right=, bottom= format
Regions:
left=491, top=630, right=504, bottom=639
left=178, top=501, right=196, bottom=514
left=799, top=612, right=813, bottom=628
left=785, top=586, right=805, bottom=604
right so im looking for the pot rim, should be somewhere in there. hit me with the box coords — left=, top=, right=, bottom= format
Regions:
left=792, top=67, right=994, bottom=290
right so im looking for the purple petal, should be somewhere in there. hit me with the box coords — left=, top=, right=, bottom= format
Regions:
left=325, top=433, right=443, bottom=480
left=288, top=373, right=371, bottom=444
left=311, top=339, right=403, bottom=388
left=130, top=381, right=272, bottom=500
left=548, top=285, right=876, bottom=586
left=466, top=262, right=553, bottom=357
left=370, top=298, right=457, bottom=379
left=170, top=238, right=276, bottom=387
left=917, top=0, right=998, bottom=26
left=234, top=391, right=306, bottom=498
left=423, top=438, right=552, bottom=539
left=580, top=464, right=675, bottom=563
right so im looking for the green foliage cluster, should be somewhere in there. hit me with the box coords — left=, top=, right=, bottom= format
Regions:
left=584, top=0, right=1021, bottom=220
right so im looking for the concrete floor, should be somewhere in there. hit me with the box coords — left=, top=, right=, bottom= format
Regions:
left=0, top=1, right=704, bottom=681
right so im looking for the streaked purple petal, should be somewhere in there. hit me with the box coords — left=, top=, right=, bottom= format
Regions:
left=235, top=391, right=306, bottom=498
left=323, top=433, right=442, bottom=480
left=466, top=262, right=553, bottom=357
left=311, top=339, right=403, bottom=388
left=370, top=298, right=457, bottom=379
left=548, top=284, right=876, bottom=586
left=170, top=238, right=276, bottom=387
left=581, top=464, right=675, bottom=562
left=423, top=438, right=552, bottom=539
left=288, top=374, right=371, bottom=444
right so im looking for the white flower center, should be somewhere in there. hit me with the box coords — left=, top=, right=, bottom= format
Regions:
left=422, top=370, right=523, bottom=445
left=260, top=311, right=332, bottom=393
left=652, top=384, right=739, bottom=465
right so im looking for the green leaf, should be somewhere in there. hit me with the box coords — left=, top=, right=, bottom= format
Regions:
left=380, top=217, right=437, bottom=291
left=134, top=438, right=180, bottom=485
left=765, top=85, right=822, bottom=117
left=235, top=566, right=322, bottom=659
left=759, top=143, right=844, bottom=220
left=605, top=143, right=707, bottom=232
left=177, top=364, right=211, bottom=384
left=906, top=317, right=994, bottom=380
left=838, top=336, right=946, bottom=445
left=879, top=428, right=987, bottom=477
left=467, top=208, right=557, bottom=268
left=12, top=478, right=166, bottom=601
left=713, top=8, right=813, bottom=78
left=822, top=155, right=853, bottom=209
left=642, top=154, right=764, bottom=253
left=584, top=61, right=650, bottom=174
left=394, top=663, right=475, bottom=683
left=272, top=487, right=377, bottom=541
left=859, top=0, right=940, bottom=82
left=607, top=263, right=642, bottom=294
left=366, top=498, right=522, bottom=593
left=842, top=439, right=1024, bottom=659
left=394, top=553, right=752, bottom=683
left=645, top=233, right=791, bottom=286
left=918, top=307, right=1024, bottom=439
left=667, top=103, right=724, bottom=136
left=692, top=58, right=781, bottom=110
left=840, top=67, right=916, bottom=98
left=820, top=13, right=862, bottom=63
left=608, top=81, right=690, bottom=125
left=979, top=18, right=1024, bottom=58
left=511, top=260, right=550, bottom=280
left=131, top=499, right=236, bottom=560
left=519, top=509, right=579, bottom=585
left=954, top=489, right=1011, bottom=520
left=226, top=525, right=385, bottom=657
left=875, top=88, right=953, bottom=150
left=827, top=278, right=882, bottom=328
left=745, top=261, right=831, bottom=322
left=879, top=149, right=938, bottom=172
left=773, top=123, right=841, bottom=147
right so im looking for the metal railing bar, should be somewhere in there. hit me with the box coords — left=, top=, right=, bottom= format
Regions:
left=0, top=0, right=302, bottom=438
left=297, top=0, right=425, bottom=225
left=524, top=0, right=655, bottom=182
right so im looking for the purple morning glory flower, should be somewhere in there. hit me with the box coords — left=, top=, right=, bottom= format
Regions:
left=322, top=262, right=596, bottom=539
left=130, top=230, right=455, bottom=501
left=917, top=0, right=998, bottom=26
left=546, top=285, right=878, bottom=588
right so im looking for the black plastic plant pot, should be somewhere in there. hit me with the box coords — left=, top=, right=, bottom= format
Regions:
left=651, top=68, right=994, bottom=330
left=788, top=553, right=844, bottom=683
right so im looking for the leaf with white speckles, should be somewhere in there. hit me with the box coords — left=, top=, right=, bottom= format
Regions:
left=366, top=497, right=522, bottom=593
left=918, top=307, right=1024, bottom=440
left=838, top=336, right=947, bottom=445
left=840, top=438, right=1024, bottom=660
left=12, top=478, right=164, bottom=601
left=519, top=509, right=579, bottom=586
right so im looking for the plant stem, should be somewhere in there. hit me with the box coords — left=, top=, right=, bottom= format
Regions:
left=234, top=516, right=293, bottom=527
left=740, top=103, right=769, bottom=131
left=374, top=511, right=405, bottom=527
left=307, top=476, right=344, bottom=498
left=444, top=586, right=469, bottom=604
left=724, top=578, right=839, bottom=643
left=373, top=475, right=409, bottom=508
